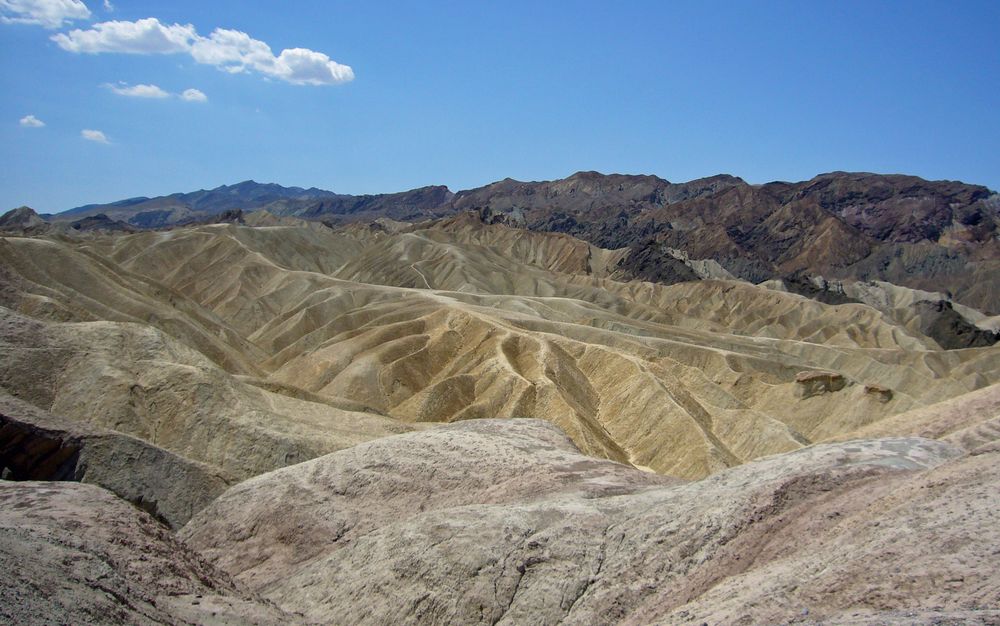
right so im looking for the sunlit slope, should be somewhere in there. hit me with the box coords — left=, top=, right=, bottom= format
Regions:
left=0, top=236, right=264, bottom=374
left=0, top=306, right=417, bottom=480
left=181, top=419, right=999, bottom=625
left=3, top=215, right=998, bottom=479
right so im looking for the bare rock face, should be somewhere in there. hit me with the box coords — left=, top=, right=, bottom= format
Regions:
left=0, top=481, right=291, bottom=625
left=450, top=171, right=1000, bottom=313
left=0, top=206, right=50, bottom=235
left=69, top=213, right=136, bottom=233
left=181, top=419, right=999, bottom=625
left=864, top=384, right=894, bottom=403
left=181, top=419, right=677, bottom=593
left=913, top=299, right=1000, bottom=349
left=795, top=370, right=848, bottom=398
left=0, top=392, right=233, bottom=528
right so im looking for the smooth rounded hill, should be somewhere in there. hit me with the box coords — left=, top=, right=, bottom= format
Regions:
left=0, top=481, right=290, bottom=625
left=181, top=418, right=1000, bottom=625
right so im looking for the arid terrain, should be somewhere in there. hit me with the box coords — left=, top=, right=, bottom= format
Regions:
left=2, top=171, right=999, bottom=624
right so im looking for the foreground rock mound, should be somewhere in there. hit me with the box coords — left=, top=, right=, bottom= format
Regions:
left=0, top=481, right=290, bottom=625
left=183, top=419, right=999, bottom=625
left=0, top=392, right=232, bottom=528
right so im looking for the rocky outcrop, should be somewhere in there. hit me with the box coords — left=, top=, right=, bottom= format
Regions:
left=779, top=271, right=859, bottom=305
left=181, top=419, right=997, bottom=625
left=795, top=370, right=848, bottom=398
left=0, top=206, right=50, bottom=235
left=212, top=208, right=246, bottom=224
left=0, top=481, right=290, bottom=625
left=864, top=384, right=894, bottom=403
left=614, top=240, right=702, bottom=285
left=0, top=392, right=233, bottom=528
left=913, top=300, right=999, bottom=349
left=69, top=213, right=136, bottom=233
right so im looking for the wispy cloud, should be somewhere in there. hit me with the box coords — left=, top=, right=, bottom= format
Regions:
left=0, top=0, right=90, bottom=29
left=180, top=88, right=207, bottom=102
left=105, top=82, right=170, bottom=98
left=52, top=17, right=354, bottom=86
left=102, top=0, right=112, bottom=11
left=19, top=114, right=45, bottom=127
left=81, top=128, right=110, bottom=143
left=104, top=82, right=208, bottom=102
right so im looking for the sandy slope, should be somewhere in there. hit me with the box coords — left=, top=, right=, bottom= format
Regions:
left=2, top=216, right=999, bottom=479
left=0, top=305, right=418, bottom=480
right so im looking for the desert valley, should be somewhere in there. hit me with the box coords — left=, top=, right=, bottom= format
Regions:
left=2, top=171, right=1000, bottom=624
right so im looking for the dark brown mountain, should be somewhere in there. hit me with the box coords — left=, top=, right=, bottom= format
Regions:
left=446, top=171, right=1000, bottom=313
left=69, top=214, right=136, bottom=233
left=289, top=184, right=453, bottom=222
left=0, top=206, right=50, bottom=235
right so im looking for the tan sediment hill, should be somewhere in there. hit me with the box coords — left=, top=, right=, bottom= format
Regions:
left=841, top=381, right=1000, bottom=452
left=0, top=305, right=419, bottom=480
left=2, top=215, right=999, bottom=480
left=182, top=419, right=1000, bottom=625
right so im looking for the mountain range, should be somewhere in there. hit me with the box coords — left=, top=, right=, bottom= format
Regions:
left=29, top=171, right=1000, bottom=314
left=54, top=180, right=453, bottom=227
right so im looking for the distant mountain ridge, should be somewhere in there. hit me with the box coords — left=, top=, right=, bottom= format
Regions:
left=55, top=171, right=998, bottom=241
left=18, top=170, right=1000, bottom=312
left=55, top=180, right=453, bottom=228
left=445, top=170, right=1000, bottom=313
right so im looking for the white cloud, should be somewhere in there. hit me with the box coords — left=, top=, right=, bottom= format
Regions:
left=102, top=0, right=112, bottom=10
left=0, top=0, right=90, bottom=28
left=81, top=128, right=109, bottom=143
left=180, top=88, right=207, bottom=102
left=52, top=17, right=196, bottom=54
left=271, top=47, right=354, bottom=86
left=19, top=114, right=45, bottom=127
left=189, top=28, right=271, bottom=72
left=190, top=28, right=354, bottom=85
left=104, top=82, right=207, bottom=101
left=52, top=17, right=354, bottom=85
left=106, top=82, right=169, bottom=98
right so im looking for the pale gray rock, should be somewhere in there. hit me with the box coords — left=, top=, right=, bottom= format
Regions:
left=182, top=419, right=996, bottom=625
left=0, top=481, right=292, bottom=625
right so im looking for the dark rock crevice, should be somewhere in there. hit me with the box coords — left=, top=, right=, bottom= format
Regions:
left=0, top=393, right=233, bottom=529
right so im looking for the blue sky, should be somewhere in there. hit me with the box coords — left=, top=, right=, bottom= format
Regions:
left=2, top=0, right=999, bottom=212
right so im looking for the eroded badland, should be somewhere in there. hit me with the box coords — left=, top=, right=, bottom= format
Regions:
left=2, top=172, right=1000, bottom=624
